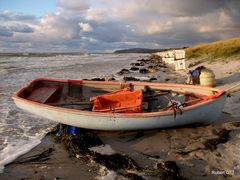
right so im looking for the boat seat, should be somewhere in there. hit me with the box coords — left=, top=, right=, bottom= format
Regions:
left=26, top=86, right=60, bottom=103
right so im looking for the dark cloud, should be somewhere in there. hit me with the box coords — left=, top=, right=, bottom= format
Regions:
left=0, top=26, right=13, bottom=37
left=0, top=12, right=36, bottom=22
left=9, top=24, right=34, bottom=33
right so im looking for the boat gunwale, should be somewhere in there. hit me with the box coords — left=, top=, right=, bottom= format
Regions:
left=12, top=77, right=226, bottom=118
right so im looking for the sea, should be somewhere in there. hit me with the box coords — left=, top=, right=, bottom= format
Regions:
left=0, top=53, right=147, bottom=172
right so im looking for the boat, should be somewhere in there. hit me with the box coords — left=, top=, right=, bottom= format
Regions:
left=12, top=78, right=226, bottom=131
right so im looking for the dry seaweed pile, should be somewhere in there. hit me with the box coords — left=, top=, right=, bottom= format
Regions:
left=54, top=125, right=184, bottom=179
left=204, top=129, right=231, bottom=151
left=177, top=128, right=232, bottom=155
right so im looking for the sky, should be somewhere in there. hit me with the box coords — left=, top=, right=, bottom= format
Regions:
left=0, top=0, right=239, bottom=52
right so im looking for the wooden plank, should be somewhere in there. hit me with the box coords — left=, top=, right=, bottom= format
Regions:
left=26, top=86, right=59, bottom=103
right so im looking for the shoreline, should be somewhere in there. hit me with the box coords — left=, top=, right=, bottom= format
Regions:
left=1, top=54, right=240, bottom=179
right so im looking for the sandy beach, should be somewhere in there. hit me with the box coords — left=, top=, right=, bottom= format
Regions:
left=1, top=54, right=240, bottom=180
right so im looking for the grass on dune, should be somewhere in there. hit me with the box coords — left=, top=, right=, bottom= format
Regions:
left=186, top=37, right=240, bottom=61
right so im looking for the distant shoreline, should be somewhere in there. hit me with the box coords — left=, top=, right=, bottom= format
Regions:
left=114, top=47, right=185, bottom=54
left=0, top=47, right=186, bottom=57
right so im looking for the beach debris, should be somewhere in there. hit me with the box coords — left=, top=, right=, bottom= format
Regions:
left=131, top=62, right=145, bottom=66
left=141, top=161, right=183, bottom=180
left=93, top=153, right=139, bottom=171
left=14, top=148, right=54, bottom=164
left=117, top=68, right=130, bottom=75
left=91, top=78, right=105, bottom=81
left=149, top=77, right=157, bottom=81
left=232, top=121, right=240, bottom=127
left=55, top=130, right=102, bottom=159
left=54, top=126, right=185, bottom=179
left=85, top=76, right=116, bottom=81
left=137, top=58, right=150, bottom=64
left=139, top=68, right=150, bottom=74
left=67, top=126, right=81, bottom=135
left=155, top=161, right=182, bottom=180
left=104, top=74, right=116, bottom=81
left=89, top=144, right=116, bottom=155
left=204, top=129, right=231, bottom=151
left=130, top=66, right=139, bottom=71
left=55, top=124, right=64, bottom=136
left=123, top=76, right=140, bottom=81
left=120, top=172, right=144, bottom=180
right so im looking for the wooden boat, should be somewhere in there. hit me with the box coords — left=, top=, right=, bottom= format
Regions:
left=12, top=78, right=226, bottom=131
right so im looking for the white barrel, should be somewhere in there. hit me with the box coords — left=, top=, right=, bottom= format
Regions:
left=200, top=69, right=215, bottom=87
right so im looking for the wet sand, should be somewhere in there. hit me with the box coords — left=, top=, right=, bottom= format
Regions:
left=0, top=135, right=98, bottom=180
left=1, top=55, right=240, bottom=179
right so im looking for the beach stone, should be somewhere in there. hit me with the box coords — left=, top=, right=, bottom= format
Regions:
left=158, top=64, right=167, bottom=68
left=139, top=68, right=150, bottom=74
left=137, top=59, right=149, bottom=64
left=91, top=78, right=105, bottom=81
left=130, top=62, right=145, bottom=66
left=149, top=77, right=157, bottom=81
left=117, top=68, right=130, bottom=75
left=123, top=76, right=140, bottom=81
left=134, top=62, right=140, bottom=66
left=130, top=66, right=139, bottom=71
left=148, top=67, right=157, bottom=73
left=104, top=74, right=115, bottom=81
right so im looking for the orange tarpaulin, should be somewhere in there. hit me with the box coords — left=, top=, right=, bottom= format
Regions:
left=90, top=88, right=142, bottom=113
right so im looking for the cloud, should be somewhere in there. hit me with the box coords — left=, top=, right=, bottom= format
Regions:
left=9, top=24, right=34, bottom=33
left=0, top=11, right=37, bottom=22
left=57, top=0, right=90, bottom=11
left=0, top=0, right=239, bottom=52
left=79, top=22, right=93, bottom=32
left=0, top=26, right=13, bottom=37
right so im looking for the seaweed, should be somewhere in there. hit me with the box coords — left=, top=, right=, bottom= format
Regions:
left=121, top=172, right=145, bottom=180
left=157, top=161, right=183, bottom=180
left=93, top=153, right=140, bottom=171
left=14, top=148, right=54, bottom=164
left=232, top=121, right=240, bottom=127
left=142, top=161, right=184, bottom=180
left=54, top=125, right=184, bottom=179
left=55, top=129, right=103, bottom=158
left=204, top=129, right=231, bottom=151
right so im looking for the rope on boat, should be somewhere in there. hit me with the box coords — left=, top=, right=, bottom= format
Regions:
left=163, top=95, right=183, bottom=121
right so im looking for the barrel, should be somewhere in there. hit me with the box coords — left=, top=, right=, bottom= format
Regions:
left=200, top=69, right=215, bottom=87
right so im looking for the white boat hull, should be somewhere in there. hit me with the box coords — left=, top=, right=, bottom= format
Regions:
left=13, top=94, right=226, bottom=131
